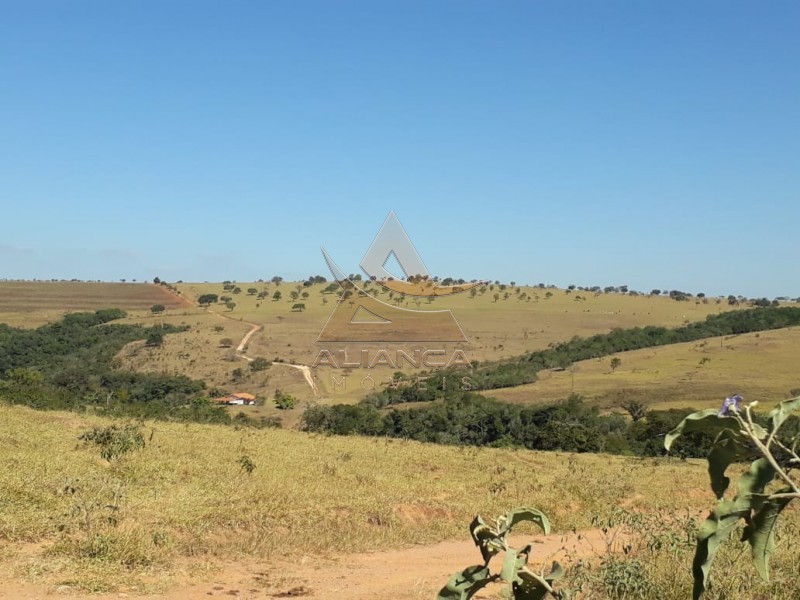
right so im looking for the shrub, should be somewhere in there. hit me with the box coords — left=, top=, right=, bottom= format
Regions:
left=145, top=330, right=164, bottom=347
left=79, top=424, right=145, bottom=461
left=249, top=357, right=271, bottom=372
left=274, top=389, right=297, bottom=410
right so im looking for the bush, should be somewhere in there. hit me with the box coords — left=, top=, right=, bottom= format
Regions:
left=274, top=389, right=297, bottom=410
left=79, top=424, right=145, bottom=460
left=249, top=357, right=271, bottom=372
left=145, top=330, right=164, bottom=347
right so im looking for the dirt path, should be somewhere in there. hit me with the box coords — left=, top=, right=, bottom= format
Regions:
left=183, top=291, right=319, bottom=398
left=0, top=529, right=612, bottom=599
left=236, top=321, right=263, bottom=358
left=275, top=362, right=320, bottom=398
left=156, top=282, right=197, bottom=310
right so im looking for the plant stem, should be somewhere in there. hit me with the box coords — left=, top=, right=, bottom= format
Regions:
left=740, top=406, right=800, bottom=495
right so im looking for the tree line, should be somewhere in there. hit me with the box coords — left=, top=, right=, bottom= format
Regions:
left=361, top=306, right=800, bottom=407
left=302, top=393, right=723, bottom=457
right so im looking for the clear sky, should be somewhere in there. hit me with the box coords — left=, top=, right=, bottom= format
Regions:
left=1, top=1, right=798, bottom=298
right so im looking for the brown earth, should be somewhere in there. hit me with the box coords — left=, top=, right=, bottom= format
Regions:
left=0, top=529, right=613, bottom=599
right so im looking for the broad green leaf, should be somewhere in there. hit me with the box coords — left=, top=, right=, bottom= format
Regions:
left=498, top=508, right=551, bottom=537
left=692, top=458, right=778, bottom=599
left=664, top=409, right=741, bottom=452
left=513, top=569, right=551, bottom=600
left=767, top=396, right=800, bottom=434
left=437, top=565, right=494, bottom=600
left=707, top=430, right=752, bottom=499
left=742, top=488, right=794, bottom=581
left=470, top=515, right=500, bottom=564
left=692, top=499, right=746, bottom=600
left=499, top=544, right=534, bottom=596
left=735, top=458, right=776, bottom=510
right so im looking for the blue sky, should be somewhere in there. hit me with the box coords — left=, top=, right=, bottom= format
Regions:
left=1, top=1, right=798, bottom=298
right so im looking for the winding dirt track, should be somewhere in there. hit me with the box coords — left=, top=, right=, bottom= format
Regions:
left=172, top=286, right=320, bottom=398
left=276, top=362, right=320, bottom=397
left=0, top=529, right=614, bottom=599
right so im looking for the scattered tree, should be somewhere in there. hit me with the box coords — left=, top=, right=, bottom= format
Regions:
left=198, top=294, right=218, bottom=306
left=274, top=389, right=297, bottom=409
left=249, top=357, right=271, bottom=372
left=145, top=330, right=164, bottom=347
left=621, top=399, right=648, bottom=422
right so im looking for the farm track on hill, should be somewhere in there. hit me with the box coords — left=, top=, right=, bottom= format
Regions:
left=174, top=286, right=320, bottom=398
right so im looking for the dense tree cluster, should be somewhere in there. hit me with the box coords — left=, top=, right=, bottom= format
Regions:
left=0, top=310, right=233, bottom=424
left=303, top=394, right=723, bottom=458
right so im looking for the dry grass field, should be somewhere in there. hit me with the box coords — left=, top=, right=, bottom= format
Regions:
left=0, top=280, right=759, bottom=420
left=0, top=282, right=189, bottom=327
left=2, top=284, right=800, bottom=598
left=488, top=326, right=800, bottom=412
left=136, top=281, right=733, bottom=410
left=1, top=404, right=798, bottom=598
left=0, top=280, right=793, bottom=421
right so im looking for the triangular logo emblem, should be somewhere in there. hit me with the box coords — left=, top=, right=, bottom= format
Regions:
left=350, top=306, right=391, bottom=324
left=360, top=211, right=429, bottom=281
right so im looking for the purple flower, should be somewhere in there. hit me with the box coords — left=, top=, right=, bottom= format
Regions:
left=719, top=394, right=743, bottom=416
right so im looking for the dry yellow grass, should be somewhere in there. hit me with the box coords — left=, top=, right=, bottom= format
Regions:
left=3, top=403, right=800, bottom=599
left=488, top=326, right=800, bottom=411
left=2, top=284, right=800, bottom=597
left=133, top=282, right=732, bottom=408
left=0, top=403, right=713, bottom=593
left=0, top=282, right=187, bottom=327
left=0, top=280, right=779, bottom=418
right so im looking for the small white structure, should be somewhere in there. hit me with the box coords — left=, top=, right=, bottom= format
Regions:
left=213, top=392, right=257, bottom=406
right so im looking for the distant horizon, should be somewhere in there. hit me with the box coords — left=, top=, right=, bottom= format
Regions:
left=0, top=276, right=795, bottom=302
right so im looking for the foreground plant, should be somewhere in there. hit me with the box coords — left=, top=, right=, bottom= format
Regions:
left=665, top=394, right=800, bottom=599
left=438, top=507, right=569, bottom=599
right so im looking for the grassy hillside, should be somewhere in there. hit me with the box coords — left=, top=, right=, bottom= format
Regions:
left=1, top=404, right=799, bottom=598
left=0, top=282, right=189, bottom=327
left=488, top=326, right=800, bottom=411
left=113, top=281, right=733, bottom=412
left=0, top=280, right=787, bottom=423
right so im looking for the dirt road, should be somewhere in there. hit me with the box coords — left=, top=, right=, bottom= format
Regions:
left=180, top=291, right=319, bottom=398
left=0, top=529, right=612, bottom=599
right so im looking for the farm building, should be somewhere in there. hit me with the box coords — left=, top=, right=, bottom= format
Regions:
left=213, top=392, right=257, bottom=406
